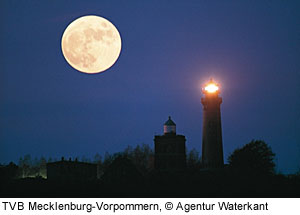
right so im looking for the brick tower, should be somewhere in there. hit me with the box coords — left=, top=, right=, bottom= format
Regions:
left=154, top=116, right=186, bottom=170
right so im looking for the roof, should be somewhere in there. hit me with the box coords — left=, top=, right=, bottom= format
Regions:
left=164, top=116, right=176, bottom=126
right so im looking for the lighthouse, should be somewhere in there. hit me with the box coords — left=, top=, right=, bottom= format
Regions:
left=201, top=79, right=224, bottom=168
left=154, top=116, right=186, bottom=170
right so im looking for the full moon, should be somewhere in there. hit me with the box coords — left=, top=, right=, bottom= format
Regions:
left=61, top=15, right=122, bottom=74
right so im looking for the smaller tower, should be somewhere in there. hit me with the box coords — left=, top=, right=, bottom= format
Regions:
left=154, top=116, right=186, bottom=170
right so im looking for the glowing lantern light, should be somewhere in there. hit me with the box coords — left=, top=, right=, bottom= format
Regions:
left=203, top=79, right=219, bottom=94
left=204, top=83, right=219, bottom=93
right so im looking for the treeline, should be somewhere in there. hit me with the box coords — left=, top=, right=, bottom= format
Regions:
left=0, top=144, right=202, bottom=179
left=1, top=140, right=300, bottom=197
left=2, top=140, right=300, bottom=180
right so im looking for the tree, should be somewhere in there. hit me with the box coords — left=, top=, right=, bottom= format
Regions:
left=18, top=154, right=32, bottom=178
left=93, top=153, right=102, bottom=164
left=186, top=148, right=202, bottom=169
left=123, top=144, right=154, bottom=174
left=38, top=157, right=47, bottom=178
left=94, top=153, right=103, bottom=179
left=228, top=140, right=275, bottom=175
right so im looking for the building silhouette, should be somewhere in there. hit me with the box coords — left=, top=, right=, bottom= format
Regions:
left=154, top=116, right=186, bottom=170
left=47, top=157, right=97, bottom=181
left=201, top=79, right=224, bottom=168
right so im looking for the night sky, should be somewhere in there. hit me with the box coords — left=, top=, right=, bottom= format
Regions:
left=1, top=0, right=299, bottom=174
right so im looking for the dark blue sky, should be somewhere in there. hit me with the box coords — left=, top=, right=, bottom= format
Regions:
left=1, top=0, right=299, bottom=173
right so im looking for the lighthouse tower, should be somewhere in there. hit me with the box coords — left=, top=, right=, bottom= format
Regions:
left=201, top=79, right=224, bottom=168
left=154, top=116, right=186, bottom=170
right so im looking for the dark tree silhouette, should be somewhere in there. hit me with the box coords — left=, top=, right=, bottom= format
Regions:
left=18, top=154, right=31, bottom=178
left=123, top=144, right=154, bottom=174
left=186, top=148, right=202, bottom=169
left=228, top=140, right=275, bottom=175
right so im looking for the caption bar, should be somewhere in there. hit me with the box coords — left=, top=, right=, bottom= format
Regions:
left=0, top=198, right=299, bottom=215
